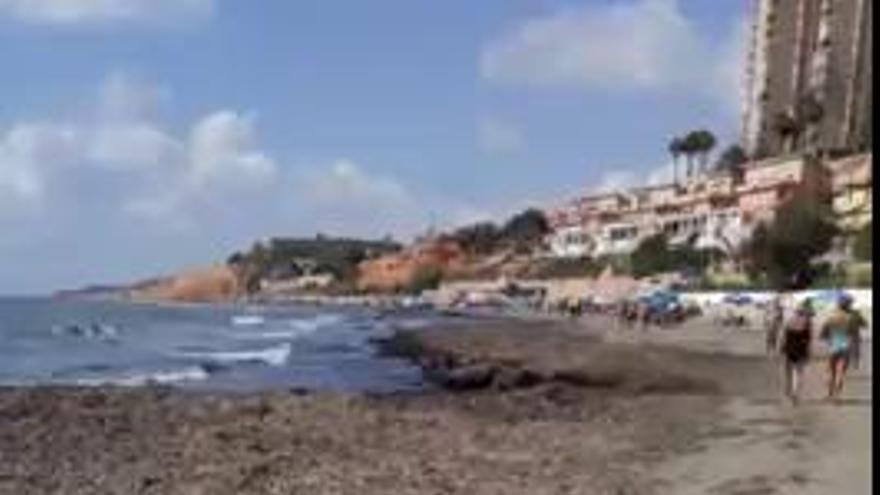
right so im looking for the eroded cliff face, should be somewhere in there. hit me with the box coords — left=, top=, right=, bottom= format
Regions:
left=128, top=265, right=242, bottom=303
left=356, top=240, right=467, bottom=292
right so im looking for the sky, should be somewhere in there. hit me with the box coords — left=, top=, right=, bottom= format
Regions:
left=0, top=0, right=750, bottom=294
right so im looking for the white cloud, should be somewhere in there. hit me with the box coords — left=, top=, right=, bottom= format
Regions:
left=187, top=111, right=277, bottom=188
left=98, top=71, right=168, bottom=122
left=0, top=74, right=277, bottom=226
left=592, top=170, right=638, bottom=193
left=0, top=0, right=213, bottom=25
left=478, top=116, right=524, bottom=154
left=481, top=0, right=745, bottom=111
left=88, top=123, right=181, bottom=170
left=119, top=111, right=278, bottom=223
left=0, top=73, right=491, bottom=291
left=590, top=160, right=678, bottom=193
left=646, top=161, right=676, bottom=186
left=300, top=159, right=412, bottom=206
left=0, top=123, right=81, bottom=206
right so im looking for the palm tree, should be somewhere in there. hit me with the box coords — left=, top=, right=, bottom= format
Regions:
left=668, top=137, right=684, bottom=184
left=681, top=132, right=699, bottom=180
left=694, top=130, right=717, bottom=175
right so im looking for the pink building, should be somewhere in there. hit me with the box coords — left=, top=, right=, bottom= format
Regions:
left=545, top=155, right=832, bottom=258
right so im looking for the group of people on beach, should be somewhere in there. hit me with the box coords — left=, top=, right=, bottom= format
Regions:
left=764, top=293, right=866, bottom=405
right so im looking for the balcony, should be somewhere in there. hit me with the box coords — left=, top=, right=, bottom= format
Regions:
left=654, top=203, right=680, bottom=214
left=707, top=192, right=737, bottom=208
left=597, top=211, right=622, bottom=222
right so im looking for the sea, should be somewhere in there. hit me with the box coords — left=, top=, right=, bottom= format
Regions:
left=0, top=297, right=460, bottom=392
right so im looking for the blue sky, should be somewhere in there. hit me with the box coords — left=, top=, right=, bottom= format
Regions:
left=0, top=0, right=749, bottom=293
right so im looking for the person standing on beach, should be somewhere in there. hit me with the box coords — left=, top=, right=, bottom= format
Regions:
left=780, top=298, right=814, bottom=405
left=820, top=294, right=865, bottom=402
left=763, top=296, right=785, bottom=354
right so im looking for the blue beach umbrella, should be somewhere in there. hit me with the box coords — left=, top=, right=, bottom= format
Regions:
left=639, top=290, right=679, bottom=312
left=722, top=293, right=753, bottom=306
left=812, top=289, right=850, bottom=309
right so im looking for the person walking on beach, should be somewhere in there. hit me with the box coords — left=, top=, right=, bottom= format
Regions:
left=780, top=298, right=814, bottom=405
left=764, top=296, right=785, bottom=354
left=820, top=294, right=865, bottom=403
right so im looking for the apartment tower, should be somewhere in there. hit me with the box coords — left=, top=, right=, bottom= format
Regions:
left=741, top=0, right=872, bottom=157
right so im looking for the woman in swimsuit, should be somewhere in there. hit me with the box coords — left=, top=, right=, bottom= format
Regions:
left=820, top=294, right=865, bottom=402
left=780, top=298, right=814, bottom=405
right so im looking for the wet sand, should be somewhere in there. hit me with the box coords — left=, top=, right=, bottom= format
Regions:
left=0, top=315, right=870, bottom=495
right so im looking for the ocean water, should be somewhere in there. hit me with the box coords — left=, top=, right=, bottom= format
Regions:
left=0, top=298, right=446, bottom=392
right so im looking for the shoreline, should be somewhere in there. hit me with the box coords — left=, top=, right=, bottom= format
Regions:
left=0, top=315, right=870, bottom=494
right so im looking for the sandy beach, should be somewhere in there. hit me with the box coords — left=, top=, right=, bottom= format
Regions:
left=0, top=314, right=870, bottom=495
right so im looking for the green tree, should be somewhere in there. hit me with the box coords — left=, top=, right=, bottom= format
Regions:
left=693, top=129, right=717, bottom=175
left=741, top=222, right=772, bottom=284
left=715, top=144, right=747, bottom=184
left=630, top=234, right=672, bottom=278
left=742, top=196, right=839, bottom=288
left=715, top=144, right=748, bottom=171
left=679, top=130, right=717, bottom=177
left=853, top=221, right=872, bottom=261
left=406, top=265, right=443, bottom=294
left=680, top=133, right=699, bottom=179
left=226, top=252, right=245, bottom=266
left=448, top=222, right=500, bottom=254
left=500, top=208, right=549, bottom=248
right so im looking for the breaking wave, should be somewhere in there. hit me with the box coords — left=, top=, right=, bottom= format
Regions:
left=231, top=315, right=265, bottom=326
left=183, top=342, right=292, bottom=367
left=73, top=366, right=211, bottom=387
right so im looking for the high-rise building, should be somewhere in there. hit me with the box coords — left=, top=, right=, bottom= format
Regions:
left=741, top=0, right=872, bottom=157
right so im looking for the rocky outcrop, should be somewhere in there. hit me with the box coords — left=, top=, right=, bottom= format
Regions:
left=376, top=323, right=730, bottom=395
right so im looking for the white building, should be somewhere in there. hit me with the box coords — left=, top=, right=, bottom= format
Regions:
left=592, top=223, right=640, bottom=257
left=548, top=225, right=593, bottom=258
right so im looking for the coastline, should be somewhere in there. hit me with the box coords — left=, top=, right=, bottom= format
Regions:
left=0, top=314, right=870, bottom=494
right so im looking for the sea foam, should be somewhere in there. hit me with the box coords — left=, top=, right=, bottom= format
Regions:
left=73, top=366, right=211, bottom=387
left=231, top=315, right=265, bottom=326
left=184, top=342, right=292, bottom=367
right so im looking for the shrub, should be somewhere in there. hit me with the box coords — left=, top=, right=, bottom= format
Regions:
left=529, top=257, right=604, bottom=279
left=630, top=234, right=671, bottom=278
left=853, top=222, right=872, bottom=261
left=741, top=196, right=838, bottom=289
left=847, top=263, right=873, bottom=287
left=629, top=234, right=719, bottom=279
left=406, top=265, right=444, bottom=294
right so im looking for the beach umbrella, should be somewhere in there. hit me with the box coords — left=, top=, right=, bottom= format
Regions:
left=638, top=289, right=679, bottom=312
left=722, top=293, right=752, bottom=306
left=812, top=289, right=850, bottom=310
